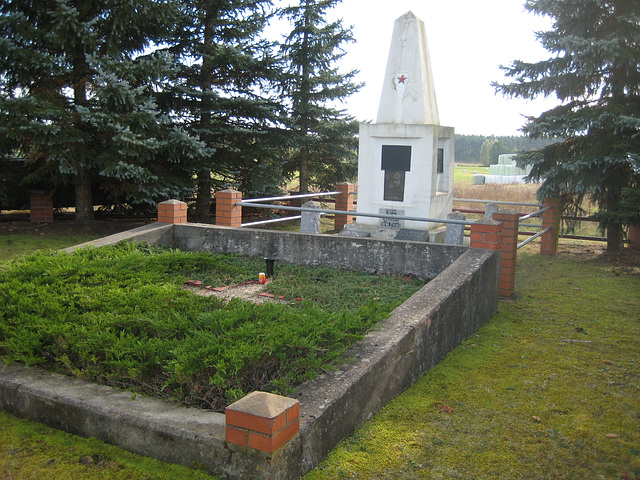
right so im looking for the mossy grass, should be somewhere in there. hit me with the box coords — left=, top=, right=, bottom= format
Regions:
left=304, top=244, right=640, bottom=479
left=0, top=242, right=424, bottom=410
left=0, top=230, right=105, bottom=262
left=0, top=410, right=215, bottom=480
left=1, top=240, right=638, bottom=478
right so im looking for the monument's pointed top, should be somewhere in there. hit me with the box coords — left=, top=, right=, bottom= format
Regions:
left=376, top=12, right=440, bottom=125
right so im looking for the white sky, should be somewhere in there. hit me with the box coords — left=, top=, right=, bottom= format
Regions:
left=327, top=0, right=558, bottom=136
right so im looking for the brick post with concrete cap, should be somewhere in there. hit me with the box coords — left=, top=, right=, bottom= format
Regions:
left=157, top=199, right=187, bottom=224
left=334, top=182, right=354, bottom=231
left=470, top=217, right=502, bottom=252
left=29, top=191, right=54, bottom=223
left=494, top=209, right=520, bottom=298
left=215, top=189, right=242, bottom=228
left=540, top=197, right=561, bottom=255
left=225, top=391, right=300, bottom=453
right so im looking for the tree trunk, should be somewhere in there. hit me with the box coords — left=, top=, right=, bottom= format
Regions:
left=75, top=164, right=94, bottom=225
left=72, top=53, right=93, bottom=224
left=299, top=146, right=309, bottom=195
left=296, top=1, right=312, bottom=195
left=606, top=223, right=624, bottom=252
left=194, top=171, right=212, bottom=222
left=194, top=12, right=216, bottom=222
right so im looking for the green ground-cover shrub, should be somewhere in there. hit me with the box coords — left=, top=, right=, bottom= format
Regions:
left=0, top=242, right=424, bottom=410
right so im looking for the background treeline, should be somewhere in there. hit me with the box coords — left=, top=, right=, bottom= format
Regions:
left=454, top=134, right=558, bottom=165
left=0, top=0, right=360, bottom=221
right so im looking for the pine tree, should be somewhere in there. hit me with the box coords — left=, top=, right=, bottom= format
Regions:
left=479, top=139, right=495, bottom=166
left=489, top=139, right=511, bottom=165
left=0, top=0, right=206, bottom=223
left=168, top=0, right=285, bottom=222
left=494, top=0, right=640, bottom=251
left=278, top=0, right=361, bottom=194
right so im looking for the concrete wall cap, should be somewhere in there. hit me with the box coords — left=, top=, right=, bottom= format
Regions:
left=473, top=218, right=501, bottom=226
left=227, top=391, right=298, bottom=419
left=496, top=209, right=518, bottom=215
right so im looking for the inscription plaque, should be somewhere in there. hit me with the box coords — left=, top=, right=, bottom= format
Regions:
left=381, top=145, right=412, bottom=171
left=379, top=208, right=404, bottom=228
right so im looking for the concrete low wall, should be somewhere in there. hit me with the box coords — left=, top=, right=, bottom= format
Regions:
left=0, top=223, right=499, bottom=479
left=172, top=223, right=467, bottom=280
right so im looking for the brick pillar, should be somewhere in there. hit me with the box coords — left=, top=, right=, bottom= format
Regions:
left=470, top=217, right=502, bottom=251
left=494, top=209, right=520, bottom=298
left=334, top=182, right=355, bottom=231
left=540, top=197, right=561, bottom=255
left=157, top=199, right=187, bottom=224
left=226, top=391, right=300, bottom=453
left=30, top=191, right=54, bottom=223
left=215, top=189, right=242, bottom=227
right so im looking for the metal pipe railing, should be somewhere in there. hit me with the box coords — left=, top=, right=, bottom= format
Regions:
left=454, top=198, right=543, bottom=208
left=518, top=226, right=551, bottom=249
left=235, top=202, right=474, bottom=226
left=519, top=205, right=552, bottom=222
left=241, top=215, right=302, bottom=228
left=241, top=192, right=340, bottom=204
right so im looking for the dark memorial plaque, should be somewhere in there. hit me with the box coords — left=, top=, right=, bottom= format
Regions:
left=394, top=228, right=429, bottom=242
left=382, top=145, right=411, bottom=202
left=381, top=145, right=412, bottom=171
left=384, top=170, right=405, bottom=201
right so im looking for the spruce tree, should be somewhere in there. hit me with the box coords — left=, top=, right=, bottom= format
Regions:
left=278, top=0, right=361, bottom=194
left=0, top=0, right=206, bottom=222
left=494, top=0, right=640, bottom=251
left=168, top=0, right=284, bottom=222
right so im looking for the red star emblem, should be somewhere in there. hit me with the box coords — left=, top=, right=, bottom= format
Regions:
left=397, top=74, right=408, bottom=84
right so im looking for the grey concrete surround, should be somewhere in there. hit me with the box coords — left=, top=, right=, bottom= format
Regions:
left=0, top=223, right=499, bottom=479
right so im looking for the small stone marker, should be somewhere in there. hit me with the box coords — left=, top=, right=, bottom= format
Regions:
left=226, top=391, right=300, bottom=453
left=485, top=203, right=499, bottom=219
left=444, top=211, right=466, bottom=245
left=394, top=228, right=429, bottom=242
left=300, top=201, right=321, bottom=234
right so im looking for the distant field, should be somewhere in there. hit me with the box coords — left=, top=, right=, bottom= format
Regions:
left=454, top=164, right=489, bottom=184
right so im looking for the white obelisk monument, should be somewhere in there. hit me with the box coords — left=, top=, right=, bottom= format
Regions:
left=352, top=11, right=454, bottom=240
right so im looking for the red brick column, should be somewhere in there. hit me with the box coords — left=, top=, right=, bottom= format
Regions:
left=470, top=217, right=502, bottom=251
left=540, top=197, right=561, bottom=255
left=215, top=189, right=242, bottom=227
left=30, top=191, right=54, bottom=223
left=157, top=199, right=187, bottom=224
left=334, top=182, right=355, bottom=231
left=226, top=391, right=300, bottom=453
left=494, top=210, right=520, bottom=298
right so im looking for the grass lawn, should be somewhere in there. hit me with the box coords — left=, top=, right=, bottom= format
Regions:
left=305, top=243, right=640, bottom=480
